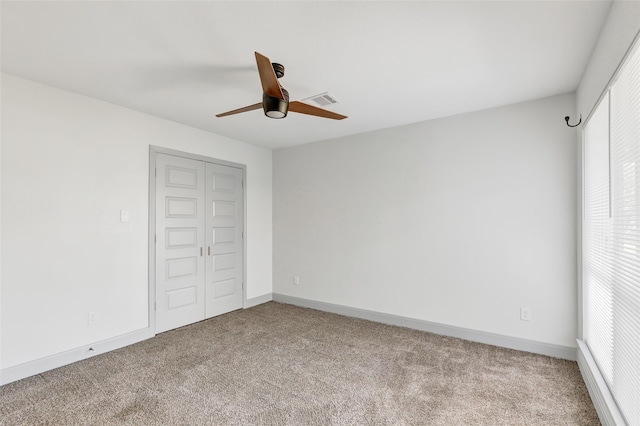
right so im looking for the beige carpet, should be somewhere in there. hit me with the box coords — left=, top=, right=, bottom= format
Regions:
left=1, top=302, right=598, bottom=425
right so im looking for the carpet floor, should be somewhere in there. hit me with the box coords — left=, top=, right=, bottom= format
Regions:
left=1, top=302, right=599, bottom=425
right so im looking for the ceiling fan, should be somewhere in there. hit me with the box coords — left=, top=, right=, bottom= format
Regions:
left=216, top=52, right=347, bottom=121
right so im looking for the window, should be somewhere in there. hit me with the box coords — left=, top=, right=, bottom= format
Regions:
left=583, top=37, right=640, bottom=425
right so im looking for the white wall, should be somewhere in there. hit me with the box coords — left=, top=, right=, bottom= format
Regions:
left=577, top=0, right=640, bottom=119
left=274, top=93, right=577, bottom=348
left=0, top=73, right=272, bottom=370
left=0, top=73, right=3, bottom=377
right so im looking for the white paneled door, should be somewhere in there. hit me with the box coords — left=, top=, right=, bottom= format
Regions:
left=205, top=163, right=244, bottom=319
left=156, top=154, right=205, bottom=333
left=156, top=153, right=244, bottom=333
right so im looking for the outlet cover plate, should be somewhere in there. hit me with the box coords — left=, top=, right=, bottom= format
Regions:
left=520, top=307, right=532, bottom=321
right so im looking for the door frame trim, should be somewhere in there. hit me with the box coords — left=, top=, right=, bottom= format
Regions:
left=148, top=146, right=247, bottom=335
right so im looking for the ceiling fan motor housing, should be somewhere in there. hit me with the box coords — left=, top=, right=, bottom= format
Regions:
left=263, top=87, right=290, bottom=119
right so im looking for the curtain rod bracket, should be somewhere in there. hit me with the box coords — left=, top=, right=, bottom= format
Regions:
left=565, top=114, right=582, bottom=127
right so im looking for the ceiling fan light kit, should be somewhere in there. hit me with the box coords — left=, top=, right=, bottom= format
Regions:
left=216, top=52, right=347, bottom=121
left=263, top=88, right=289, bottom=119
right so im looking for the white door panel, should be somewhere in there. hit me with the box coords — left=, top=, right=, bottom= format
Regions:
left=156, top=154, right=205, bottom=333
left=205, top=162, right=244, bottom=318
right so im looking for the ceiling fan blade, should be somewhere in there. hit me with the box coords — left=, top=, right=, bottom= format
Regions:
left=255, top=51, right=285, bottom=100
left=216, top=102, right=263, bottom=118
left=288, top=101, right=347, bottom=120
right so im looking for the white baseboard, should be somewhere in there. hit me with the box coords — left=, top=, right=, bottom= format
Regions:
left=1, top=295, right=575, bottom=387
left=245, top=293, right=273, bottom=308
left=0, top=295, right=275, bottom=387
left=0, top=328, right=153, bottom=386
left=576, top=340, right=626, bottom=425
left=273, top=294, right=577, bottom=361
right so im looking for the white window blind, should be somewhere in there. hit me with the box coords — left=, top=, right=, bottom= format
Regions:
left=583, top=38, right=640, bottom=426
left=584, top=92, right=613, bottom=384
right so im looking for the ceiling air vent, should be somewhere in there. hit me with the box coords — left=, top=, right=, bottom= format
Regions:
left=302, top=92, right=340, bottom=107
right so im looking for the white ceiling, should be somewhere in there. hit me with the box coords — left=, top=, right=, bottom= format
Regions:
left=1, top=1, right=611, bottom=149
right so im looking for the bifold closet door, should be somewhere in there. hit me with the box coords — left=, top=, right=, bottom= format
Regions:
left=155, top=154, right=206, bottom=333
left=205, top=162, right=244, bottom=318
left=155, top=153, right=244, bottom=333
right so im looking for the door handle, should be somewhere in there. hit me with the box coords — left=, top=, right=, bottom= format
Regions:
left=200, top=247, right=203, bottom=257
left=208, top=246, right=211, bottom=256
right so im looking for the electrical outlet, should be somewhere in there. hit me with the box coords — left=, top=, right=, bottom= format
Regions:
left=293, top=275, right=300, bottom=286
left=520, top=307, right=532, bottom=321
left=88, top=311, right=98, bottom=326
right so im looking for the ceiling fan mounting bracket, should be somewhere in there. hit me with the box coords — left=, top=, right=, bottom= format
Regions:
left=272, top=63, right=285, bottom=79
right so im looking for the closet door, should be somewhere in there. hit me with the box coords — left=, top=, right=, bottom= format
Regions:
left=205, top=162, right=244, bottom=318
left=156, top=154, right=206, bottom=333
